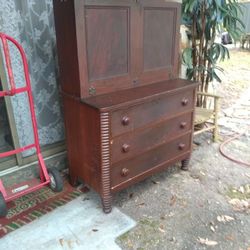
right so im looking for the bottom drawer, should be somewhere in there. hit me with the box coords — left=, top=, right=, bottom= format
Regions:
left=111, top=133, right=192, bottom=188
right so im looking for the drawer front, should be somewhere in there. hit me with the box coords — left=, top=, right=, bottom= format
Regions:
left=111, top=90, right=194, bottom=137
left=111, top=112, right=192, bottom=163
left=111, top=133, right=191, bottom=188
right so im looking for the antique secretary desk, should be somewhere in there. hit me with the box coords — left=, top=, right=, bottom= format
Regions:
left=53, top=0, right=198, bottom=213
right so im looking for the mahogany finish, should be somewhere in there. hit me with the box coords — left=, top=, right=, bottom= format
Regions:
left=111, top=133, right=192, bottom=189
left=111, top=112, right=193, bottom=163
left=54, top=0, right=198, bottom=213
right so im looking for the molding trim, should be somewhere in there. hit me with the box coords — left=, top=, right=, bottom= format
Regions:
left=100, top=112, right=112, bottom=213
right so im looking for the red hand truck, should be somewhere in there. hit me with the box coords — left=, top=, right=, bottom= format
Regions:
left=0, top=33, right=63, bottom=217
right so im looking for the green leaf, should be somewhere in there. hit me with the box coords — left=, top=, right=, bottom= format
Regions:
left=182, top=48, right=194, bottom=68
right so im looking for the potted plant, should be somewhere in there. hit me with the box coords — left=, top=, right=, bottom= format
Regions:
left=182, top=0, right=245, bottom=107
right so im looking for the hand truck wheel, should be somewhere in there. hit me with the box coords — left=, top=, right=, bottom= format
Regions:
left=0, top=192, right=7, bottom=217
left=48, top=168, right=63, bottom=192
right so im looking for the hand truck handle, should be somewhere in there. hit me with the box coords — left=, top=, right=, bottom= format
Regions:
left=0, top=32, right=42, bottom=156
left=0, top=33, right=16, bottom=95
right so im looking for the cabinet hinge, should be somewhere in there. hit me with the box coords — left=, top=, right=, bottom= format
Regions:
left=89, top=87, right=96, bottom=96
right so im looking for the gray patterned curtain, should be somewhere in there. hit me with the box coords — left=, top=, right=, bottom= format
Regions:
left=0, top=0, right=64, bottom=157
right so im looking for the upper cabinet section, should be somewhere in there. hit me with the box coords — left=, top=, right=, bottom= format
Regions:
left=53, top=0, right=181, bottom=98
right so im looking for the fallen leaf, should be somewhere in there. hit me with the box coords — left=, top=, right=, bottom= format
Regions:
left=217, top=215, right=235, bottom=223
left=245, top=185, right=250, bottom=194
left=151, top=180, right=160, bottom=184
left=66, top=239, right=73, bottom=249
left=229, top=199, right=249, bottom=211
left=200, top=171, right=206, bottom=176
left=239, top=186, right=245, bottom=194
left=197, top=237, right=218, bottom=246
left=59, top=239, right=64, bottom=247
left=158, top=225, right=166, bottom=233
left=170, top=195, right=177, bottom=206
left=137, top=202, right=145, bottom=207
left=168, top=212, right=175, bottom=217
left=127, top=239, right=133, bottom=248
left=190, top=174, right=201, bottom=180
left=225, top=234, right=234, bottom=241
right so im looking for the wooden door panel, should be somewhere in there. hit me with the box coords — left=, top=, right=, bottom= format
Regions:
left=138, top=1, right=181, bottom=85
left=75, top=0, right=136, bottom=98
left=85, top=7, right=129, bottom=81
left=143, top=8, right=174, bottom=71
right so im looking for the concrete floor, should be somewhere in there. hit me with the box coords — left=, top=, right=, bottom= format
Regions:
left=0, top=191, right=136, bottom=250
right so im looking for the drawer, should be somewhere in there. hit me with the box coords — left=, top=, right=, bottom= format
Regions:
left=111, top=133, right=191, bottom=188
left=111, top=90, right=194, bottom=137
left=111, top=112, right=192, bottom=164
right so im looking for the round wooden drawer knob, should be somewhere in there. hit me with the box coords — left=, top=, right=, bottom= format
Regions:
left=122, top=116, right=130, bottom=126
left=121, top=168, right=129, bottom=177
left=133, top=78, right=139, bottom=84
left=122, top=144, right=130, bottom=153
left=180, top=122, right=187, bottom=129
left=178, top=143, right=186, bottom=150
left=182, top=98, right=189, bottom=106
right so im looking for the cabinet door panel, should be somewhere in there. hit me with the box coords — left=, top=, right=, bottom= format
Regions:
left=75, top=0, right=136, bottom=98
left=86, top=7, right=129, bottom=81
left=143, top=8, right=174, bottom=71
left=138, top=1, right=181, bottom=85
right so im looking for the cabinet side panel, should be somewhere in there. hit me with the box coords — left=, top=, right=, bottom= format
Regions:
left=80, top=103, right=102, bottom=191
left=53, top=0, right=81, bottom=96
left=63, top=95, right=101, bottom=192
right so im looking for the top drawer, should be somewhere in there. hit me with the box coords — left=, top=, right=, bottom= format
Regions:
left=111, top=90, right=194, bottom=137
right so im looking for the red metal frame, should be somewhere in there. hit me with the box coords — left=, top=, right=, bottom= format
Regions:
left=0, top=33, right=51, bottom=202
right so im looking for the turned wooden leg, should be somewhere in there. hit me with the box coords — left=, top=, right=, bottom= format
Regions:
left=101, top=195, right=112, bottom=214
left=181, top=158, right=190, bottom=171
left=69, top=174, right=79, bottom=187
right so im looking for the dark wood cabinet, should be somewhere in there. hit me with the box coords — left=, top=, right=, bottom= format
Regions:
left=54, top=0, right=198, bottom=213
